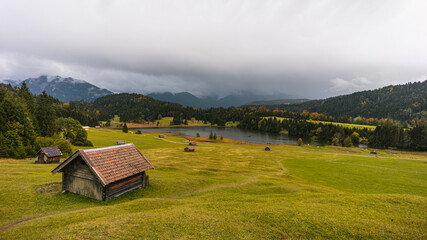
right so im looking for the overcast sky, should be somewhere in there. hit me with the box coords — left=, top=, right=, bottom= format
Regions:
left=1, top=0, right=426, bottom=98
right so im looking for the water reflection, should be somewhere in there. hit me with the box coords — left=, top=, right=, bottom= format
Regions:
left=138, top=126, right=302, bottom=145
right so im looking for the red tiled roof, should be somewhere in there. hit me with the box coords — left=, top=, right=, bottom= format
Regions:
left=81, top=144, right=154, bottom=185
left=52, top=143, right=153, bottom=186
left=185, top=146, right=195, bottom=150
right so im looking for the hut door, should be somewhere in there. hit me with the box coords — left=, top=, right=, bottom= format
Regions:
left=44, top=155, right=48, bottom=163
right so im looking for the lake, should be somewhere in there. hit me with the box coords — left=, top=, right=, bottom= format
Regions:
left=138, top=126, right=303, bottom=145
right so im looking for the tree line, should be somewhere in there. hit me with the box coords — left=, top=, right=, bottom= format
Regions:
left=0, top=83, right=92, bottom=158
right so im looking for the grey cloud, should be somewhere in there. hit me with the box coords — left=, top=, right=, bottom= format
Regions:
left=0, top=0, right=426, bottom=98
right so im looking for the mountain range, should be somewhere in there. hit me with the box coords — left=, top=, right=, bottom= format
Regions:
left=147, top=91, right=297, bottom=108
left=2, top=75, right=113, bottom=102
left=2, top=75, right=298, bottom=107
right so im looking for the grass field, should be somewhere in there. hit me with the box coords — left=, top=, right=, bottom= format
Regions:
left=264, top=117, right=377, bottom=130
left=1, top=129, right=426, bottom=239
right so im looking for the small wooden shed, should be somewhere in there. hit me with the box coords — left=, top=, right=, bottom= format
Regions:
left=51, top=143, right=154, bottom=201
left=265, top=146, right=271, bottom=151
left=159, top=135, right=164, bottom=138
left=117, top=140, right=126, bottom=145
left=35, top=146, right=62, bottom=164
left=184, top=146, right=195, bottom=152
left=370, top=151, right=378, bottom=155
left=189, top=142, right=197, bottom=146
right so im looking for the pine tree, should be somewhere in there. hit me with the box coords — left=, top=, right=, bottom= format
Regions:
left=122, top=123, right=128, bottom=133
left=35, top=91, right=57, bottom=137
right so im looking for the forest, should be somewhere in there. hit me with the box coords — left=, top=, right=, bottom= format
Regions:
left=1, top=81, right=426, bottom=159
left=251, top=81, right=427, bottom=121
left=0, top=83, right=93, bottom=158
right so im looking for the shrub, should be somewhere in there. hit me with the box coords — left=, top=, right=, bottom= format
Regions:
left=351, top=132, right=360, bottom=146
left=297, top=138, right=303, bottom=146
left=343, top=136, right=353, bottom=147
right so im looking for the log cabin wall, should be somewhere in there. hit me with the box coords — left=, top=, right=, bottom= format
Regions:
left=62, top=156, right=104, bottom=200
left=47, top=156, right=60, bottom=163
left=105, top=172, right=144, bottom=200
left=35, top=152, right=45, bottom=164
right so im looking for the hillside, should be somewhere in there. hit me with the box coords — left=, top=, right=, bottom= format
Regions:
left=0, top=129, right=426, bottom=239
left=264, top=81, right=427, bottom=121
left=2, top=75, right=112, bottom=102
left=93, top=93, right=194, bottom=122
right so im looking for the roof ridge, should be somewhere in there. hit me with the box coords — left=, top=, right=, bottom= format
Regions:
left=83, top=143, right=134, bottom=153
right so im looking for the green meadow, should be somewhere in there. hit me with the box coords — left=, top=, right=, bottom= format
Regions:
left=265, top=117, right=377, bottom=130
left=0, top=129, right=426, bottom=239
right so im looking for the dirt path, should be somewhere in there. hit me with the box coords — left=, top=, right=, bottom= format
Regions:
left=0, top=207, right=91, bottom=232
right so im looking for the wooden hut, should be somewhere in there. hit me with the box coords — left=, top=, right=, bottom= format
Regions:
left=159, top=135, right=164, bottom=138
left=265, top=146, right=271, bottom=151
left=51, top=143, right=154, bottom=201
left=117, top=140, right=126, bottom=145
left=370, top=150, right=378, bottom=155
left=35, top=146, right=62, bottom=164
left=184, top=146, right=195, bottom=152
left=95, top=126, right=101, bottom=129
left=189, top=142, right=197, bottom=146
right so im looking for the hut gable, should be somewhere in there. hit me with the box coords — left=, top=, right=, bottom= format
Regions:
left=52, top=143, right=154, bottom=200
left=35, top=146, right=62, bottom=164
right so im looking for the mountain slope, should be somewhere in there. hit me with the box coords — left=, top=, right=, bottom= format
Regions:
left=244, top=98, right=310, bottom=106
left=148, top=92, right=209, bottom=108
left=148, top=91, right=296, bottom=108
left=268, top=81, right=427, bottom=121
left=2, top=75, right=112, bottom=102
left=93, top=93, right=193, bottom=122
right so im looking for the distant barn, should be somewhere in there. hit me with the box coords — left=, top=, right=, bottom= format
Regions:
left=35, top=146, right=62, bottom=164
left=265, top=146, right=271, bottom=151
left=117, top=140, right=126, bottom=145
left=184, top=146, right=195, bottom=152
left=370, top=151, right=378, bottom=155
left=51, top=143, right=154, bottom=201
left=189, top=142, right=197, bottom=146
left=159, top=135, right=164, bottom=138
left=95, top=126, right=101, bottom=129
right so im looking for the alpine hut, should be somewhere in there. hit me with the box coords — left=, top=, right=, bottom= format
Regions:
left=265, top=146, right=271, bottom=151
left=51, top=143, right=154, bottom=201
left=35, top=146, right=62, bottom=164
left=184, top=146, right=195, bottom=152
left=189, top=142, right=197, bottom=146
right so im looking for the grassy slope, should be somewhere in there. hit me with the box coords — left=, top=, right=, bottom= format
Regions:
left=0, top=129, right=426, bottom=239
left=265, top=117, right=376, bottom=130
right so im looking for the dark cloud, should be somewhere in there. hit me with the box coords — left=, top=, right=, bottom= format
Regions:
left=0, top=0, right=426, bottom=98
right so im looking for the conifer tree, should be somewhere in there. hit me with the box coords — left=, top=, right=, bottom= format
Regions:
left=35, top=91, right=57, bottom=137
left=122, top=123, right=128, bottom=133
